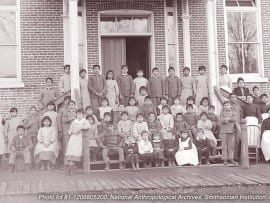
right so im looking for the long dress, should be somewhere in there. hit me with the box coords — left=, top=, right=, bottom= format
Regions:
left=180, top=76, right=196, bottom=105
left=134, top=77, right=148, bottom=99
left=43, top=111, right=60, bottom=150
left=261, top=130, right=270, bottom=161
left=34, top=127, right=58, bottom=163
left=106, top=80, right=119, bottom=111
left=175, top=137, right=198, bottom=166
left=80, top=78, right=91, bottom=110
left=5, top=116, right=22, bottom=153
left=65, top=118, right=87, bottom=162
left=195, top=75, right=209, bottom=106
left=0, top=115, right=6, bottom=155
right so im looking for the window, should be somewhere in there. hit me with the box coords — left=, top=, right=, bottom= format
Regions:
left=0, top=0, right=22, bottom=87
left=100, top=16, right=151, bottom=34
left=225, top=0, right=264, bottom=80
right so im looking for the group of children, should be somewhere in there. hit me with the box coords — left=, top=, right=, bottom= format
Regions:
left=1, top=63, right=270, bottom=175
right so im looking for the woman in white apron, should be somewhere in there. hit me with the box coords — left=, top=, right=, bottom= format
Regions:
left=261, top=109, right=270, bottom=161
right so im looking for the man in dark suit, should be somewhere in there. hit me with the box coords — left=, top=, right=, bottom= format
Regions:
left=232, top=77, right=250, bottom=101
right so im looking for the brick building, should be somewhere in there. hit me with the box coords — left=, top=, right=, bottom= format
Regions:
left=0, top=0, right=269, bottom=116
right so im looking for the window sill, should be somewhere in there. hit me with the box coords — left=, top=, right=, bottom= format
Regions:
left=0, top=80, right=25, bottom=88
left=230, top=74, right=268, bottom=83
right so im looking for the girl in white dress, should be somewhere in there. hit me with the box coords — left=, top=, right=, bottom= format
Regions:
left=175, top=130, right=198, bottom=166
left=80, top=69, right=91, bottom=110
left=65, top=109, right=88, bottom=175
left=133, top=69, right=148, bottom=101
left=106, top=70, right=119, bottom=111
left=34, top=116, right=58, bottom=171
left=97, top=97, right=113, bottom=121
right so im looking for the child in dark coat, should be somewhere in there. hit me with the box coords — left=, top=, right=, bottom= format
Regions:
left=195, top=129, right=211, bottom=165
left=152, top=133, right=164, bottom=167
left=162, top=132, right=178, bottom=167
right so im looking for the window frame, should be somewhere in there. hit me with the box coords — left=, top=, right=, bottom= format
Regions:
left=224, top=0, right=267, bottom=83
left=0, top=0, right=23, bottom=88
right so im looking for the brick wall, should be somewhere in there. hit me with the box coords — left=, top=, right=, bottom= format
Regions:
left=85, top=0, right=167, bottom=76
left=0, top=0, right=64, bottom=118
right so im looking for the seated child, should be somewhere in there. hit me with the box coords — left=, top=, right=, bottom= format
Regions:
left=124, top=135, right=139, bottom=171
left=198, top=97, right=210, bottom=115
left=183, top=104, right=198, bottom=137
left=152, top=133, right=164, bottom=167
left=158, top=105, right=174, bottom=138
left=138, top=130, right=153, bottom=168
left=147, top=112, right=162, bottom=140
left=207, top=105, right=220, bottom=138
left=197, top=112, right=217, bottom=148
left=220, top=101, right=238, bottom=165
left=98, top=122, right=125, bottom=170
left=133, top=113, right=149, bottom=141
left=140, top=96, right=157, bottom=118
left=157, top=97, right=168, bottom=115
left=34, top=116, right=58, bottom=171
left=173, top=113, right=190, bottom=137
left=137, top=86, right=148, bottom=108
left=113, top=104, right=126, bottom=126
left=170, top=97, right=185, bottom=117
left=125, top=97, right=140, bottom=121
left=195, top=129, right=211, bottom=165
left=184, top=96, right=199, bottom=115
left=118, top=111, right=133, bottom=142
left=162, top=132, right=178, bottom=167
left=97, top=97, right=113, bottom=121
left=8, top=125, right=32, bottom=172
left=98, top=112, right=112, bottom=134
left=175, top=130, right=198, bottom=166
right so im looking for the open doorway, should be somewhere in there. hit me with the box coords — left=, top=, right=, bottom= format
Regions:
left=101, top=37, right=150, bottom=78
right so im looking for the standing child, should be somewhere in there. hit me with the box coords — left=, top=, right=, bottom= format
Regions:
left=208, top=105, right=220, bottom=139
left=124, top=135, right=140, bottom=171
left=82, top=115, right=98, bottom=174
left=117, top=65, right=135, bottom=106
left=180, top=67, right=196, bottom=105
left=133, top=69, right=148, bottom=101
left=5, top=107, right=23, bottom=154
left=85, top=106, right=98, bottom=124
left=61, top=100, right=76, bottom=164
left=197, top=112, right=217, bottom=148
left=162, top=131, right=178, bottom=167
left=65, top=109, right=88, bottom=175
left=43, top=102, right=59, bottom=135
left=79, top=69, right=91, bottom=110
left=183, top=104, right=198, bottom=138
left=219, top=65, right=232, bottom=89
left=88, top=64, right=106, bottom=112
left=137, top=86, right=148, bottom=108
left=158, top=105, right=174, bottom=138
left=170, top=97, right=185, bottom=117
left=147, top=67, right=164, bottom=106
left=59, top=64, right=71, bottom=94
left=118, top=111, right=133, bottom=142
left=8, top=125, right=32, bottom=172
left=138, top=131, right=153, bottom=168
left=38, top=77, right=57, bottom=108
left=34, top=116, right=58, bottom=171
left=175, top=130, right=198, bottom=166
left=105, top=70, right=119, bottom=111
left=184, top=96, right=198, bottom=115
left=152, top=133, right=164, bottom=167
left=253, top=86, right=262, bottom=105
left=195, top=66, right=209, bottom=106
left=140, top=96, right=157, bottom=118
left=198, top=97, right=210, bottom=115
left=220, top=101, right=238, bottom=165
left=97, top=97, right=113, bottom=121
left=165, top=67, right=181, bottom=105
left=147, top=112, right=162, bottom=140
left=125, top=97, right=140, bottom=121
left=157, top=97, right=168, bottom=115
left=133, top=114, right=149, bottom=141
left=195, top=129, right=211, bottom=165
left=23, top=106, right=40, bottom=146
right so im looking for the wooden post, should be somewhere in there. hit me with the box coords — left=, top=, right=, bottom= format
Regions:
left=240, top=119, right=249, bottom=169
left=182, top=0, right=191, bottom=68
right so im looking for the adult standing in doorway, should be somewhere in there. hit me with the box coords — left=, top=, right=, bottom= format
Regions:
left=88, top=65, right=106, bottom=113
